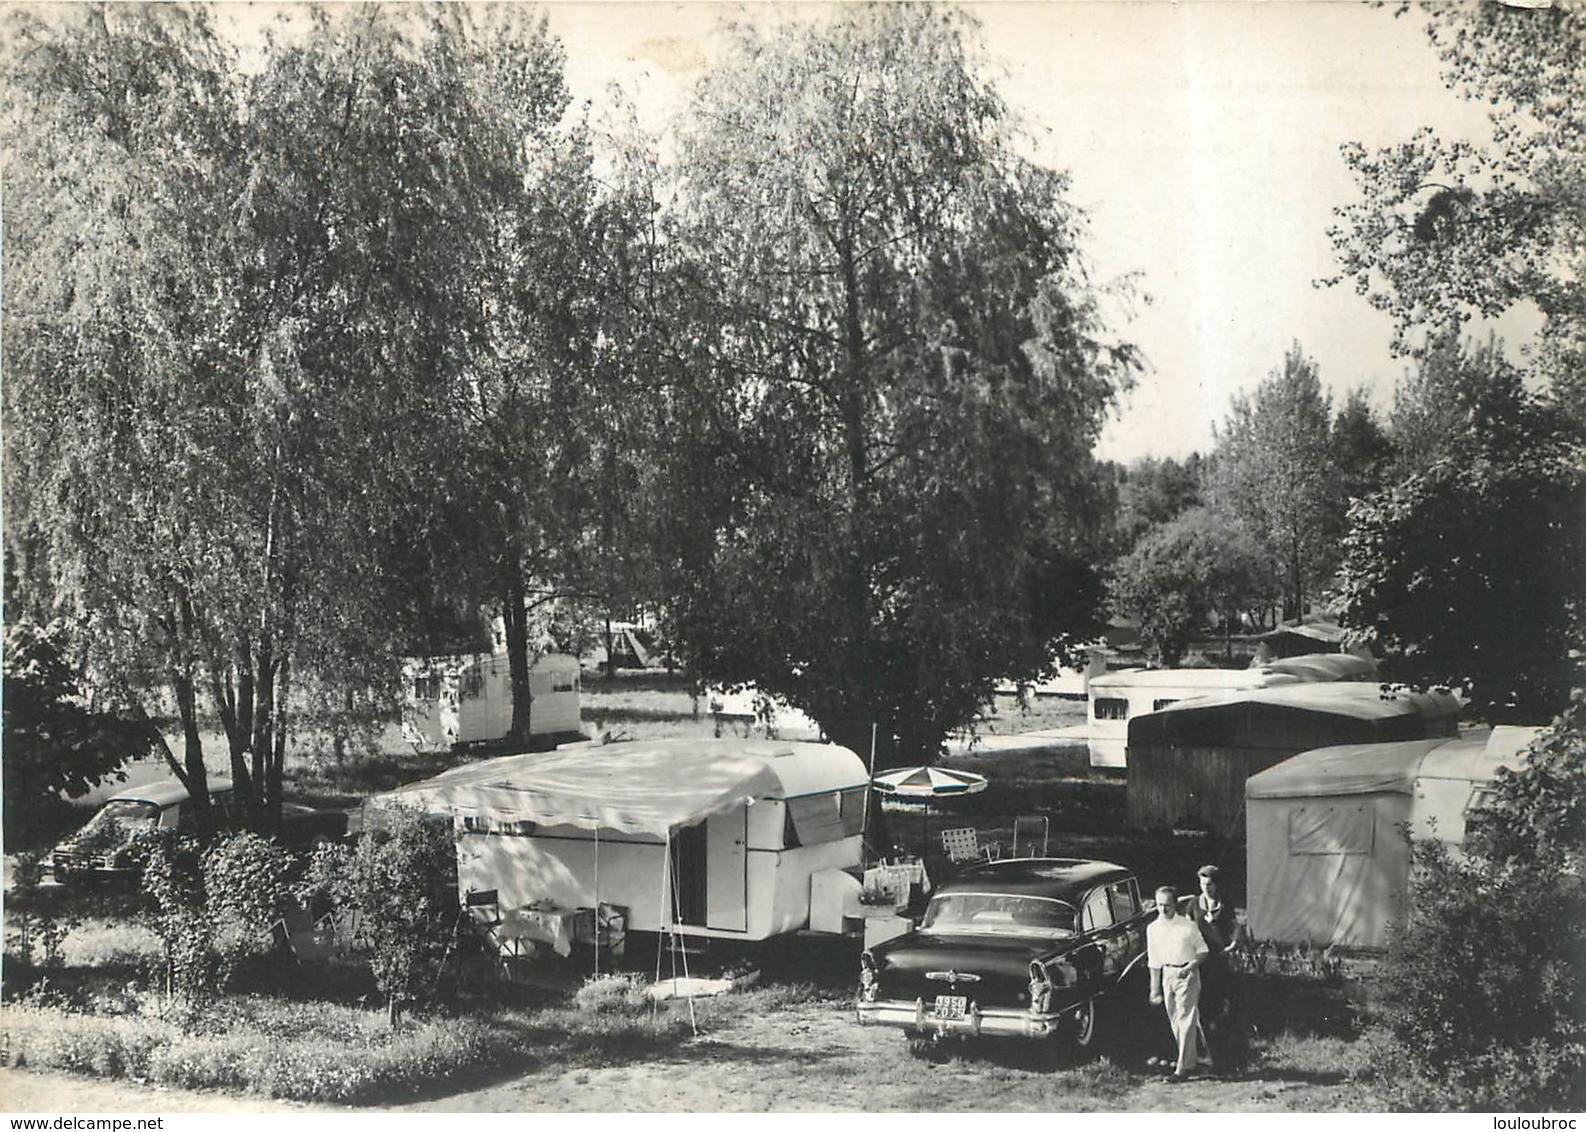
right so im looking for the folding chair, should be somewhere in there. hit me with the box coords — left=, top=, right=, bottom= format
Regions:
left=941, top=827, right=1001, bottom=865
left=1011, top=815, right=1050, bottom=857
left=464, top=888, right=527, bottom=977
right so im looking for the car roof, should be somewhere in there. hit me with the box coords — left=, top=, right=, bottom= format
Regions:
left=108, top=778, right=233, bottom=808
left=937, top=858, right=1134, bottom=902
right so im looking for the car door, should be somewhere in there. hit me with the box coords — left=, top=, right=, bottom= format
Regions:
left=1105, top=878, right=1150, bottom=980
left=1081, top=880, right=1146, bottom=983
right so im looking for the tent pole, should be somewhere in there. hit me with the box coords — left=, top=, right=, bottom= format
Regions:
left=861, top=722, right=879, bottom=862
left=666, top=836, right=699, bottom=1036
left=654, top=832, right=668, bottom=1000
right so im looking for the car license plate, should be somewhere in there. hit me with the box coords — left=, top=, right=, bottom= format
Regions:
left=934, top=995, right=967, bottom=1020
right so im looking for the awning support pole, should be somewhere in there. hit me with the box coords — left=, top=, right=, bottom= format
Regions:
left=861, top=722, right=878, bottom=862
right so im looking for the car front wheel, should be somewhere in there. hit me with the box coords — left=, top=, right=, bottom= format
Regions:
left=1071, top=996, right=1097, bottom=1048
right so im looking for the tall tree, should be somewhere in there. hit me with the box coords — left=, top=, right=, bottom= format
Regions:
left=1337, top=338, right=1584, bottom=722
left=1331, top=388, right=1395, bottom=511
left=1, top=5, right=520, bottom=827
left=1107, top=507, right=1279, bottom=666
left=665, top=5, right=1140, bottom=767
left=1208, top=343, right=1339, bottom=621
left=1325, top=1, right=1585, bottom=425
left=1113, top=454, right=1206, bottom=553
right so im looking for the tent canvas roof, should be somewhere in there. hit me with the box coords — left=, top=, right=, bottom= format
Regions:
left=1150, top=681, right=1457, bottom=722
left=1091, top=653, right=1373, bottom=693
left=1259, top=621, right=1347, bottom=646
left=375, top=738, right=866, bottom=837
left=1245, top=727, right=1539, bottom=800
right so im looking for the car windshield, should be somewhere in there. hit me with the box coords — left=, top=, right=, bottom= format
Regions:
left=920, top=892, right=1077, bottom=937
left=75, top=799, right=161, bottom=840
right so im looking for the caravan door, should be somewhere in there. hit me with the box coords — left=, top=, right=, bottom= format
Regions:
left=706, top=809, right=749, bottom=932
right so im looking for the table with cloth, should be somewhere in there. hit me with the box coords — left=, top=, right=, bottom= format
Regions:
left=499, top=905, right=593, bottom=958
left=862, top=859, right=932, bottom=907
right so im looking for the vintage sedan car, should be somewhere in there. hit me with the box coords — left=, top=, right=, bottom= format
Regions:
left=856, top=858, right=1150, bottom=1053
left=47, top=778, right=348, bottom=885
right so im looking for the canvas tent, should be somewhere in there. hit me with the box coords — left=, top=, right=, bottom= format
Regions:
left=1244, top=726, right=1539, bottom=949
left=376, top=738, right=869, bottom=942
left=1125, top=682, right=1460, bottom=835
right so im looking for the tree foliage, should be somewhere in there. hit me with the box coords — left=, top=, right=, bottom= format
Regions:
left=663, top=4, right=1139, bottom=766
left=1325, top=1, right=1585, bottom=422
left=1337, top=339, right=1584, bottom=722
left=1, top=5, right=583, bottom=824
left=1, top=618, right=151, bottom=848
left=1208, top=343, right=1342, bottom=620
left=1110, top=454, right=1206, bottom=554
left=1107, top=507, right=1278, bottom=665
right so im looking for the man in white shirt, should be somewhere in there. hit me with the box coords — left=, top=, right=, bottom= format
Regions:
left=1147, top=883, right=1209, bottom=1080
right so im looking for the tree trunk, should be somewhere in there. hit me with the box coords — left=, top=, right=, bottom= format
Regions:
left=503, top=574, right=535, bottom=743
left=838, top=229, right=873, bottom=766
left=172, top=671, right=215, bottom=838
left=250, top=638, right=274, bottom=829
left=267, top=656, right=290, bottom=830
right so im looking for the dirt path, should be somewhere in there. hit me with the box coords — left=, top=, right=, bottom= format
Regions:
left=0, top=1003, right=1363, bottom=1114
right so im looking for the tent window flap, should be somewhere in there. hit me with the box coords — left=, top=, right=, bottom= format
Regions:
left=1289, top=804, right=1375, bottom=856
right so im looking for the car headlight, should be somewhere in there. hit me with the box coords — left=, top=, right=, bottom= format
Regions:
left=1028, top=962, right=1052, bottom=1013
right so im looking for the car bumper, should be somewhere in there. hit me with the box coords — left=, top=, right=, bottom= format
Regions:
left=856, top=998, right=1080, bottom=1041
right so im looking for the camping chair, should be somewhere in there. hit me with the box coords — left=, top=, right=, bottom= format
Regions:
left=941, top=827, right=1001, bottom=866
left=464, top=888, right=525, bottom=977
left=1011, top=815, right=1050, bottom=857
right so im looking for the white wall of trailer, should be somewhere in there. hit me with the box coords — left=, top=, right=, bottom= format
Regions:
left=453, top=793, right=861, bottom=940
left=403, top=652, right=580, bottom=749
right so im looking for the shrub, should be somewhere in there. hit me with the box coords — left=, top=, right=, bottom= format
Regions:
left=572, top=973, right=652, bottom=1017
left=295, top=814, right=460, bottom=1023
left=138, top=831, right=217, bottom=1004
left=203, top=832, right=292, bottom=988
left=1365, top=696, right=1586, bottom=1111
left=1, top=1000, right=521, bottom=1105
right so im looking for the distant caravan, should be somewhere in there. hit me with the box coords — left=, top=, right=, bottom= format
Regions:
left=401, top=651, right=581, bottom=751
left=1085, top=653, right=1378, bottom=770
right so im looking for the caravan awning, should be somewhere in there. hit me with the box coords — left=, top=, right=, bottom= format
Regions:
left=376, top=739, right=831, bottom=837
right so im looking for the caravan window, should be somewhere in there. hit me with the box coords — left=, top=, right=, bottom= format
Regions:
left=1152, top=698, right=1179, bottom=712
left=784, top=788, right=865, bottom=848
left=552, top=671, right=577, bottom=694
left=1094, top=697, right=1128, bottom=721
left=1465, top=784, right=1500, bottom=819
left=413, top=675, right=440, bottom=701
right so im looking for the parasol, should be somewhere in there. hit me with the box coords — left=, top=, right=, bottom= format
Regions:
left=871, top=765, right=989, bottom=800
left=870, top=766, right=988, bottom=858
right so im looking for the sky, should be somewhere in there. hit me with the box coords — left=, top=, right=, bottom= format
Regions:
left=534, top=0, right=1538, bottom=463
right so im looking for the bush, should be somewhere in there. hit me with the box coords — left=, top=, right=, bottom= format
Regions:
left=572, top=973, right=652, bottom=1017
left=1, top=1000, right=520, bottom=1105
left=203, top=832, right=292, bottom=988
left=295, top=814, right=460, bottom=1023
left=1365, top=698, right=1586, bottom=1111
